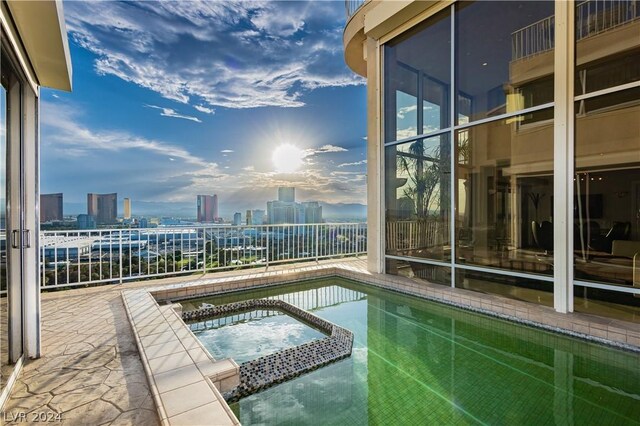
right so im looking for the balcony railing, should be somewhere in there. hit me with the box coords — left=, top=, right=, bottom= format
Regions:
left=512, top=0, right=640, bottom=61
left=40, top=223, right=367, bottom=290
left=345, top=0, right=367, bottom=19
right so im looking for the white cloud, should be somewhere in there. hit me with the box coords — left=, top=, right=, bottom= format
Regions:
left=303, top=144, right=348, bottom=158
left=41, top=101, right=219, bottom=172
left=396, top=127, right=418, bottom=140
left=40, top=102, right=366, bottom=206
left=64, top=1, right=364, bottom=111
left=397, top=105, right=417, bottom=120
left=338, top=160, right=367, bottom=167
left=221, top=149, right=234, bottom=153
left=194, top=105, right=215, bottom=114
left=145, top=104, right=202, bottom=123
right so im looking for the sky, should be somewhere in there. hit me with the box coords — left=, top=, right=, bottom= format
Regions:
left=42, top=0, right=367, bottom=217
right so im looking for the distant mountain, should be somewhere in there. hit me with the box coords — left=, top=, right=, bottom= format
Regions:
left=320, top=202, right=367, bottom=221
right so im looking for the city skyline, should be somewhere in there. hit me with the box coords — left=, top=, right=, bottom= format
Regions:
left=45, top=186, right=365, bottom=222
left=40, top=1, right=368, bottom=212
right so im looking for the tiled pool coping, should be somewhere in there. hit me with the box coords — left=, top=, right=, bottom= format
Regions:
left=183, top=299, right=354, bottom=402
left=121, top=290, right=240, bottom=426
left=121, top=260, right=639, bottom=425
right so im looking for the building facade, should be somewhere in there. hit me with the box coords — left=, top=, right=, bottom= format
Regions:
left=267, top=188, right=324, bottom=224
left=123, top=197, right=131, bottom=220
left=344, top=0, right=640, bottom=320
left=302, top=202, right=323, bottom=224
left=40, top=193, right=63, bottom=222
left=87, top=193, right=117, bottom=225
left=233, top=212, right=242, bottom=226
left=278, top=187, right=295, bottom=203
left=76, top=214, right=96, bottom=230
left=0, top=0, right=72, bottom=407
left=196, top=194, right=215, bottom=223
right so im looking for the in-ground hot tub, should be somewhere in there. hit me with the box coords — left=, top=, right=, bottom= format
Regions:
left=187, top=306, right=326, bottom=363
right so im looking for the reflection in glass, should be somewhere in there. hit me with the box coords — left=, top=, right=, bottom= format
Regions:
left=384, top=7, right=450, bottom=142
left=575, top=286, right=640, bottom=323
left=574, top=88, right=640, bottom=289
left=385, top=135, right=451, bottom=261
left=456, top=269, right=553, bottom=307
left=0, top=64, right=8, bottom=390
left=385, top=258, right=451, bottom=286
left=456, top=110, right=554, bottom=276
left=455, top=1, right=554, bottom=123
left=575, top=0, right=640, bottom=95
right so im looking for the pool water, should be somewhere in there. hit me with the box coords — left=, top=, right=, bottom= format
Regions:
left=188, top=309, right=325, bottom=364
left=182, top=278, right=640, bottom=425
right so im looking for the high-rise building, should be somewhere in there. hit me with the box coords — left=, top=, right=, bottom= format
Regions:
left=302, top=202, right=323, bottom=223
left=233, top=212, right=242, bottom=226
left=213, top=194, right=219, bottom=221
left=278, top=187, right=295, bottom=203
left=246, top=209, right=266, bottom=225
left=77, top=214, right=96, bottom=230
left=197, top=195, right=216, bottom=222
left=251, top=209, right=265, bottom=225
left=87, top=193, right=117, bottom=225
left=139, top=217, right=149, bottom=228
left=267, top=188, right=321, bottom=224
left=123, top=198, right=131, bottom=220
left=40, top=193, right=63, bottom=222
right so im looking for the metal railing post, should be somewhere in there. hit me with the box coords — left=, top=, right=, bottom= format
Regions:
left=315, top=224, right=319, bottom=263
left=266, top=225, right=270, bottom=269
left=202, top=228, right=207, bottom=274
left=119, top=229, right=123, bottom=284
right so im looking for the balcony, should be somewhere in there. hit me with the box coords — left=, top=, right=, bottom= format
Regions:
left=511, top=0, right=640, bottom=61
left=345, top=0, right=368, bottom=19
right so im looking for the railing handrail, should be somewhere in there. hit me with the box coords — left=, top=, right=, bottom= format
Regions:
left=39, top=222, right=368, bottom=290
left=40, top=222, right=367, bottom=235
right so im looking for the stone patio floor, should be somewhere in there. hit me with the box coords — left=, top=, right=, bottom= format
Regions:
left=3, top=258, right=365, bottom=425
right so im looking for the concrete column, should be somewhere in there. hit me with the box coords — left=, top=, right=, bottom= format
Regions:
left=366, top=37, right=384, bottom=274
left=553, top=0, right=575, bottom=313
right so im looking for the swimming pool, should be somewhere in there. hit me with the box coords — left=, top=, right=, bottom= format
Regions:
left=182, top=277, right=640, bottom=425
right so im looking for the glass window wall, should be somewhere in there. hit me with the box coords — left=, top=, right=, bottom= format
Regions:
left=384, top=8, right=450, bottom=143
left=383, top=0, right=639, bottom=318
left=574, top=88, right=640, bottom=290
left=455, top=1, right=555, bottom=123
left=455, top=111, right=554, bottom=276
left=385, top=135, right=451, bottom=261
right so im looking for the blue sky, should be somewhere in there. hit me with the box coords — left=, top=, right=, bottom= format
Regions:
left=42, top=1, right=367, bottom=217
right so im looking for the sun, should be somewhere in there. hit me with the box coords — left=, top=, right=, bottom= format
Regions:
left=272, top=144, right=304, bottom=173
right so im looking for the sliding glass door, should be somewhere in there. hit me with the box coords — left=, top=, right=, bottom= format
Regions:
left=1, top=43, right=25, bottom=393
